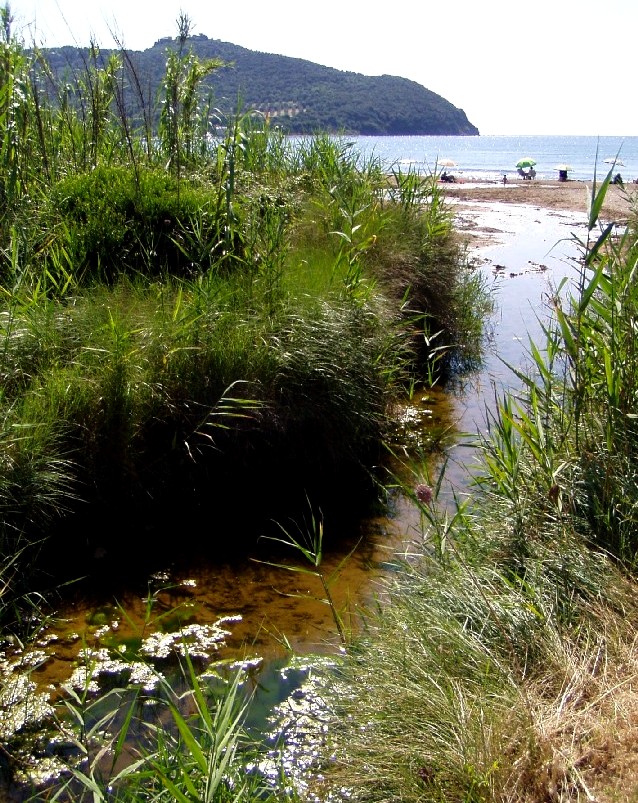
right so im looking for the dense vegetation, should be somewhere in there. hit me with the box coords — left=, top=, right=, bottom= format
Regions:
left=41, top=34, right=480, bottom=136
left=9, top=7, right=638, bottom=801
left=318, top=176, right=638, bottom=800
left=0, top=9, right=488, bottom=798
left=0, top=40, right=485, bottom=581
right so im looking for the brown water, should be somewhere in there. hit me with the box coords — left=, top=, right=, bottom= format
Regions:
left=26, top=384, right=454, bottom=692
left=13, top=199, right=588, bottom=688
left=2, top=199, right=591, bottom=793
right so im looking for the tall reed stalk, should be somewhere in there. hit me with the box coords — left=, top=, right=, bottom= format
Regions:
left=313, top=166, right=638, bottom=802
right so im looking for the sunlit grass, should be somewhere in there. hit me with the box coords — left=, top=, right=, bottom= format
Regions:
left=0, top=11, right=493, bottom=795
left=314, top=170, right=638, bottom=801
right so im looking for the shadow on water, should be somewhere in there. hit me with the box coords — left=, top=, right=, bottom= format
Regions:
left=3, top=199, right=593, bottom=796
left=28, top=381, right=457, bottom=692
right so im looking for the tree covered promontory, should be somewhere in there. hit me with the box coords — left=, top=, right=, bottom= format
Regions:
left=42, top=34, right=479, bottom=136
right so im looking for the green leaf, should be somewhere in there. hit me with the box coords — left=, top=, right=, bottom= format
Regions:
left=112, top=694, right=139, bottom=765
left=150, top=769, right=193, bottom=803
left=585, top=222, right=614, bottom=269
left=168, top=702, right=208, bottom=775
left=578, top=261, right=605, bottom=314
left=588, top=167, right=613, bottom=232
left=554, top=307, right=579, bottom=362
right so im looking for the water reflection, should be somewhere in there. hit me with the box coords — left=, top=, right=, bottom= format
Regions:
left=23, top=201, right=591, bottom=687
left=443, top=200, right=587, bottom=494
left=4, top=198, right=595, bottom=796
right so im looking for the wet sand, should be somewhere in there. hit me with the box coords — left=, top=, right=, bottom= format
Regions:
left=443, top=178, right=638, bottom=221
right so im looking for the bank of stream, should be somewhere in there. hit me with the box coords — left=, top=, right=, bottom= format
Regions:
left=1, top=197, right=591, bottom=795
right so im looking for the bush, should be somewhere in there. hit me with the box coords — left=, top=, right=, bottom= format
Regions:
left=45, top=166, right=226, bottom=282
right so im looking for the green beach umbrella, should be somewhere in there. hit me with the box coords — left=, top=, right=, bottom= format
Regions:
left=516, top=157, right=537, bottom=169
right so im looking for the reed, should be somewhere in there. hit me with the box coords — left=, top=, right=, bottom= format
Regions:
left=0, top=10, right=491, bottom=792
left=314, top=169, right=638, bottom=801
left=364, top=169, right=492, bottom=378
left=257, top=496, right=360, bottom=645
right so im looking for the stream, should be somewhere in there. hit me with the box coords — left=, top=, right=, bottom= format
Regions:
left=1, top=196, right=592, bottom=794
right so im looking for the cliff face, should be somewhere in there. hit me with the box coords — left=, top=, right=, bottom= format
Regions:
left=43, top=36, right=479, bottom=136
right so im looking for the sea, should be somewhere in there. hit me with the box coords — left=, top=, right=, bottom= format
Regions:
left=342, top=134, right=638, bottom=184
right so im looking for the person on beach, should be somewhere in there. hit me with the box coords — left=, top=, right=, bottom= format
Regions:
left=502, top=174, right=507, bottom=184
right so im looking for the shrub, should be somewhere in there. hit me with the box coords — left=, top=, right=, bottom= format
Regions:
left=44, top=166, right=227, bottom=282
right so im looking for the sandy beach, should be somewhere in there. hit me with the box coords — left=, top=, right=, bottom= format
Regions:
left=442, top=178, right=638, bottom=221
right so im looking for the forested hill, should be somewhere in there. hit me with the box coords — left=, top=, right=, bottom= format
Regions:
left=43, top=34, right=480, bottom=136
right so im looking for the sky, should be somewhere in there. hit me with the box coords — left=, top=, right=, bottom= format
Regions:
left=12, top=0, right=638, bottom=136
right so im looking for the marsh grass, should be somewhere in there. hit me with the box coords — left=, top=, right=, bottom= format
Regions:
left=0, top=248, right=413, bottom=569
left=320, top=491, right=638, bottom=802
left=365, top=171, right=492, bottom=378
left=315, top=170, right=638, bottom=801
left=0, top=12, right=492, bottom=793
left=45, top=653, right=288, bottom=802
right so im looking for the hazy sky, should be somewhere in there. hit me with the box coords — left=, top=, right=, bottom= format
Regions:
left=13, top=0, right=638, bottom=136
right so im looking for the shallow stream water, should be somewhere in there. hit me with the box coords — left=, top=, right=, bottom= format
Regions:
left=443, top=197, right=587, bottom=486
left=1, top=198, right=593, bottom=794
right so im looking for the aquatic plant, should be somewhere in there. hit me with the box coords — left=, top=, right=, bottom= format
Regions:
left=256, top=497, right=360, bottom=646
left=312, top=168, right=638, bottom=801
left=40, top=654, right=287, bottom=801
left=0, top=8, right=491, bottom=794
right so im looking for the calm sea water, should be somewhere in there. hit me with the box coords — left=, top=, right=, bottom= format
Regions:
left=346, top=134, right=638, bottom=183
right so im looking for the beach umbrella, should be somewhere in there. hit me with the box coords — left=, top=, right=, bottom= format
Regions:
left=555, top=164, right=573, bottom=171
left=604, top=157, right=624, bottom=166
left=439, top=158, right=457, bottom=167
left=516, top=157, right=536, bottom=169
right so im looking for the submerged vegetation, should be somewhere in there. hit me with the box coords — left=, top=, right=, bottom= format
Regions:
left=0, top=7, right=489, bottom=798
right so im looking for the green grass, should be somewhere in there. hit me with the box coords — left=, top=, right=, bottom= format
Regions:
left=0, top=123, right=484, bottom=576
left=0, top=10, right=492, bottom=795
left=312, top=168, right=638, bottom=802
left=318, top=517, right=633, bottom=802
